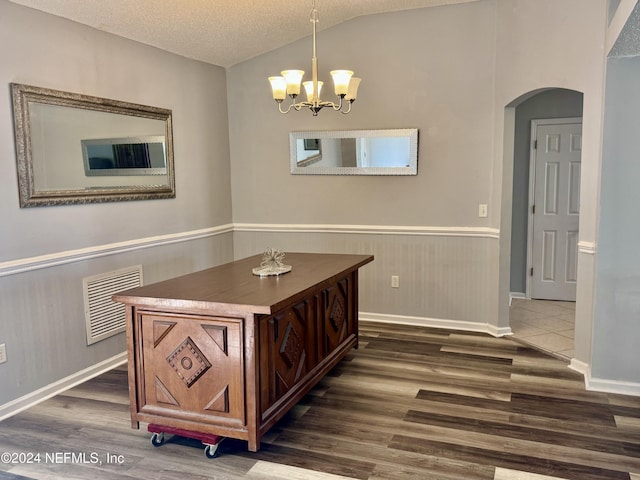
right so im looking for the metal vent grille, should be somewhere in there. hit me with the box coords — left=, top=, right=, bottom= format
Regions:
left=83, top=265, right=143, bottom=345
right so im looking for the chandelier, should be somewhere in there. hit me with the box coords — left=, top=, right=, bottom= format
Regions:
left=268, top=0, right=361, bottom=116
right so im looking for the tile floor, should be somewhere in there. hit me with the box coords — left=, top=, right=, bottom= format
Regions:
left=509, top=298, right=575, bottom=359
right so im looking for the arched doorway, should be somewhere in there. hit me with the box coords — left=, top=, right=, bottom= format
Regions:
left=504, top=88, right=584, bottom=359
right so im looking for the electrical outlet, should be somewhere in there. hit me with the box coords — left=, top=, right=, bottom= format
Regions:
left=0, top=344, right=6, bottom=364
left=391, top=275, right=400, bottom=288
left=478, top=204, right=488, bottom=218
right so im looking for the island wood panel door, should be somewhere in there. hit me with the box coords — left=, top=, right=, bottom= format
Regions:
left=139, top=312, right=246, bottom=427
left=530, top=120, right=582, bottom=301
left=322, top=276, right=352, bottom=356
left=260, top=299, right=317, bottom=420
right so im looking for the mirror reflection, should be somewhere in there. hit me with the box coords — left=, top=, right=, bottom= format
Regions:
left=11, top=83, right=175, bottom=207
left=290, top=129, right=418, bottom=175
left=81, top=136, right=167, bottom=177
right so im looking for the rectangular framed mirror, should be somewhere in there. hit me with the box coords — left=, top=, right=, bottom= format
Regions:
left=11, top=83, right=175, bottom=207
left=290, top=128, right=418, bottom=175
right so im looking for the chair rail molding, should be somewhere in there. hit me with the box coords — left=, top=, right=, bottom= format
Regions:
left=233, top=223, right=500, bottom=238
left=578, top=240, right=597, bottom=255
left=1, top=222, right=499, bottom=277
left=0, top=224, right=234, bottom=277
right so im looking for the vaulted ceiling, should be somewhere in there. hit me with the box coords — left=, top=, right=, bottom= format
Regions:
left=610, top=1, right=640, bottom=58
left=8, top=0, right=479, bottom=67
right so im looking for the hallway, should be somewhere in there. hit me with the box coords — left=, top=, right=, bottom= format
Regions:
left=510, top=299, right=575, bottom=359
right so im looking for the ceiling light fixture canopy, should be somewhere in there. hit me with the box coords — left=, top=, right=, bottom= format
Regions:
left=268, top=0, right=361, bottom=116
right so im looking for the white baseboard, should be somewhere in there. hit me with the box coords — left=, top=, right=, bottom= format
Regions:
left=563, top=357, right=640, bottom=397
left=359, top=312, right=512, bottom=337
left=487, top=324, right=514, bottom=337
left=586, top=374, right=640, bottom=397
left=0, top=352, right=127, bottom=421
left=509, top=292, right=526, bottom=306
left=569, top=358, right=589, bottom=376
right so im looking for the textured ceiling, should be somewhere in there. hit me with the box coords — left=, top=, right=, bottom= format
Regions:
left=8, top=0, right=479, bottom=68
left=610, top=0, right=640, bottom=57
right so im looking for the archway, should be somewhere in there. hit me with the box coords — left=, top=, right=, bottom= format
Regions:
left=500, top=88, right=584, bottom=359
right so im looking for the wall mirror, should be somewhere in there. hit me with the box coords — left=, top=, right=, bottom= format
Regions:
left=290, top=128, right=418, bottom=175
left=11, top=83, right=175, bottom=207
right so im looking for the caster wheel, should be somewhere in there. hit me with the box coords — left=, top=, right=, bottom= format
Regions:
left=204, top=443, right=220, bottom=459
left=150, top=432, right=165, bottom=447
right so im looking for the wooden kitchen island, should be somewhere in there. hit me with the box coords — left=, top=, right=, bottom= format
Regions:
left=113, top=252, right=373, bottom=452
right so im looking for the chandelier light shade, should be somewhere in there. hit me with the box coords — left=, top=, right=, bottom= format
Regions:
left=268, top=0, right=361, bottom=116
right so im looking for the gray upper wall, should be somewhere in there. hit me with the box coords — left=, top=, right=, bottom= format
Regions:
left=0, top=0, right=233, bottom=262
left=227, top=1, right=496, bottom=228
left=594, top=55, right=640, bottom=383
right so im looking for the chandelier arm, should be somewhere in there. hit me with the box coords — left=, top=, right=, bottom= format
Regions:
left=276, top=102, right=289, bottom=114
left=328, top=96, right=345, bottom=111
left=277, top=101, right=297, bottom=114
left=339, top=101, right=353, bottom=114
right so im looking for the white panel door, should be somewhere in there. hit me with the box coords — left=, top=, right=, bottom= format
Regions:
left=530, top=121, right=582, bottom=301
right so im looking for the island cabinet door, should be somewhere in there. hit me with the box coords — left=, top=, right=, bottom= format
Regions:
left=259, top=298, right=319, bottom=419
left=321, top=275, right=355, bottom=358
left=138, top=312, right=246, bottom=427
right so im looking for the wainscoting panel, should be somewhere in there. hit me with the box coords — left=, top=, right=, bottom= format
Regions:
left=233, top=226, right=499, bottom=330
left=0, top=232, right=234, bottom=408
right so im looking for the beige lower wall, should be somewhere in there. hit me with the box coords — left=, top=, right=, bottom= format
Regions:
left=233, top=226, right=500, bottom=331
left=0, top=231, right=234, bottom=406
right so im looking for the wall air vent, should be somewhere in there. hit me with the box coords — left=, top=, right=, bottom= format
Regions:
left=83, top=265, right=143, bottom=345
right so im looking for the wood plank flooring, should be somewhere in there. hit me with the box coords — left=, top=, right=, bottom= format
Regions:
left=1, top=321, right=639, bottom=480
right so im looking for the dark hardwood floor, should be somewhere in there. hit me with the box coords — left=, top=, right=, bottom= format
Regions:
left=1, top=321, right=639, bottom=479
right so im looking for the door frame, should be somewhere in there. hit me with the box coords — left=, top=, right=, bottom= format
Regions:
left=526, top=117, right=583, bottom=299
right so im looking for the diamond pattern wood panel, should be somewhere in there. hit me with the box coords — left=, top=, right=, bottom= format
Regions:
left=140, top=312, right=245, bottom=425
left=166, top=336, right=212, bottom=387
left=323, top=277, right=350, bottom=355
left=260, top=274, right=358, bottom=422
left=262, top=301, right=313, bottom=410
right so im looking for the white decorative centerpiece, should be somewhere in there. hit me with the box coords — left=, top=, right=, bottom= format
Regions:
left=252, top=248, right=292, bottom=277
